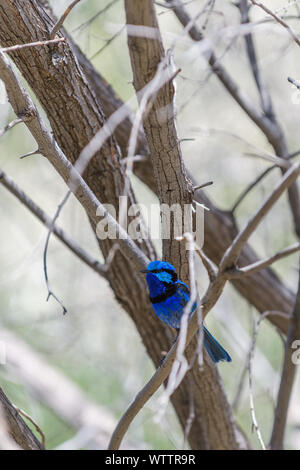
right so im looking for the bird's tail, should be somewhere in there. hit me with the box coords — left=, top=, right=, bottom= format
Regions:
left=203, top=326, right=232, bottom=363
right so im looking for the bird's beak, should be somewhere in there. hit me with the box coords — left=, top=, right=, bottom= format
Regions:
left=140, top=269, right=148, bottom=274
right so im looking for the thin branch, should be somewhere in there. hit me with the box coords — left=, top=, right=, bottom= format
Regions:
left=0, top=37, right=65, bottom=53
left=270, top=260, right=300, bottom=449
left=231, top=150, right=300, bottom=213
left=247, top=310, right=291, bottom=450
left=89, top=25, right=125, bottom=60
left=13, top=406, right=46, bottom=449
left=239, top=0, right=273, bottom=117
left=0, top=388, right=43, bottom=450
left=250, top=0, right=300, bottom=47
left=20, top=148, right=40, bottom=159
left=72, top=0, right=120, bottom=34
left=220, top=161, right=300, bottom=272
left=228, top=243, right=300, bottom=278
left=50, top=0, right=81, bottom=39
left=193, top=180, right=213, bottom=191
left=43, top=191, right=71, bottom=314
left=0, top=117, right=23, bottom=138
left=248, top=315, right=266, bottom=450
left=231, top=164, right=275, bottom=213
left=196, top=245, right=217, bottom=282
left=0, top=169, right=108, bottom=278
left=288, top=76, right=300, bottom=90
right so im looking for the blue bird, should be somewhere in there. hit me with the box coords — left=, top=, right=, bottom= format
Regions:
left=141, top=260, right=231, bottom=363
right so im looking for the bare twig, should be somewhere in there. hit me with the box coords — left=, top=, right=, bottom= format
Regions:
left=239, top=0, right=273, bottom=117
left=288, top=76, right=300, bottom=90
left=90, top=25, right=125, bottom=60
left=72, top=0, right=120, bottom=34
left=196, top=245, right=217, bottom=282
left=43, top=191, right=71, bottom=314
left=50, top=0, right=81, bottom=39
left=0, top=117, right=23, bottom=137
left=232, top=150, right=300, bottom=213
left=0, top=388, right=43, bottom=450
left=270, top=261, right=300, bottom=449
left=220, top=161, right=300, bottom=272
left=13, top=406, right=46, bottom=448
left=228, top=243, right=300, bottom=278
left=247, top=310, right=291, bottom=450
left=20, top=148, right=40, bottom=159
left=232, top=165, right=275, bottom=213
left=193, top=181, right=213, bottom=191
left=250, top=0, right=300, bottom=47
left=0, top=168, right=108, bottom=278
left=0, top=37, right=65, bottom=53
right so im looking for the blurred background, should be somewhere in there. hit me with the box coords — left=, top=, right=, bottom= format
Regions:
left=0, top=0, right=300, bottom=449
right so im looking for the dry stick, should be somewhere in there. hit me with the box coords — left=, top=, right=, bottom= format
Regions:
left=43, top=191, right=71, bottom=314
left=20, top=148, right=40, bottom=159
left=270, top=262, right=300, bottom=449
left=232, top=165, right=275, bottom=213
left=0, top=387, right=43, bottom=450
left=247, top=311, right=291, bottom=450
left=250, top=0, right=300, bottom=48
left=13, top=406, right=46, bottom=448
left=0, top=38, right=65, bottom=53
left=0, top=169, right=107, bottom=278
left=50, top=0, right=82, bottom=39
left=288, top=76, right=300, bottom=90
left=72, top=0, right=120, bottom=34
left=232, top=150, right=300, bottom=213
left=0, top=117, right=23, bottom=138
left=220, top=161, right=300, bottom=272
left=239, top=0, right=273, bottom=118
left=90, top=25, right=126, bottom=60
left=0, top=51, right=149, bottom=273
left=228, top=243, right=300, bottom=278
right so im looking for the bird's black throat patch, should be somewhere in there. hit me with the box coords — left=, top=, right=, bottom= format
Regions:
left=150, top=283, right=178, bottom=304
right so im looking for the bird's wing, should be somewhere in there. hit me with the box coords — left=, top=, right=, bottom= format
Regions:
left=175, top=281, right=191, bottom=309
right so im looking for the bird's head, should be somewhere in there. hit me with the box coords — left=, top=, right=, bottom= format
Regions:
left=141, top=261, right=178, bottom=293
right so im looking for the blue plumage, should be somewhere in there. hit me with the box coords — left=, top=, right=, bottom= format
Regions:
left=141, top=260, right=231, bottom=364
